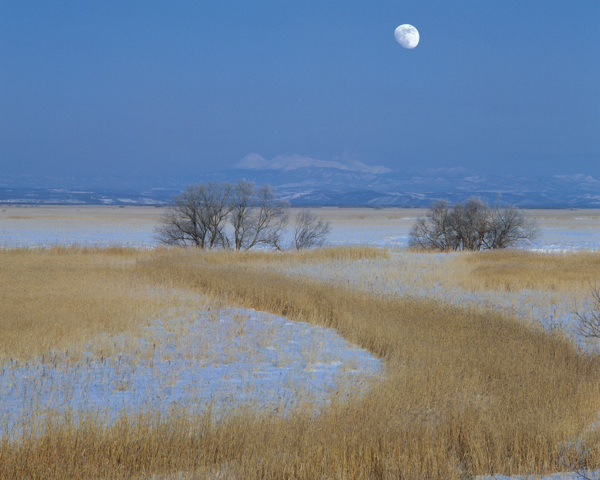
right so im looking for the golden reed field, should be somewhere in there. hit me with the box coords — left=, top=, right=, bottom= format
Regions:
left=1, top=206, right=600, bottom=479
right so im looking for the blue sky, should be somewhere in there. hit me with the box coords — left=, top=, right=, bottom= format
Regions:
left=1, top=1, right=599, bottom=180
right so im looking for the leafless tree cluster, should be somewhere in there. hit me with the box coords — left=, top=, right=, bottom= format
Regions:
left=409, top=197, right=538, bottom=251
left=157, top=181, right=330, bottom=250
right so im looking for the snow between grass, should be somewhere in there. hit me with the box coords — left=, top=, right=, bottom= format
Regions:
left=0, top=308, right=382, bottom=438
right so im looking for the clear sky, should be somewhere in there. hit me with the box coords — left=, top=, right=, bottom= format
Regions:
left=1, top=1, right=599, bottom=180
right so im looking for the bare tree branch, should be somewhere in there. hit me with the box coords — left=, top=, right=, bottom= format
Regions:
left=449, top=197, right=488, bottom=251
left=558, top=441, right=597, bottom=480
left=199, top=182, right=233, bottom=249
left=155, top=183, right=232, bottom=249
left=575, top=284, right=600, bottom=341
left=229, top=180, right=255, bottom=251
left=409, top=200, right=453, bottom=251
left=246, top=185, right=288, bottom=250
left=483, top=205, right=538, bottom=250
left=156, top=185, right=208, bottom=247
left=229, top=181, right=288, bottom=250
left=293, top=209, right=331, bottom=250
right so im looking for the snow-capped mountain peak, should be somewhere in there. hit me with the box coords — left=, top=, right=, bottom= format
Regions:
left=235, top=153, right=392, bottom=175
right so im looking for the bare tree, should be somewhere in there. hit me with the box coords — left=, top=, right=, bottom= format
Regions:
left=230, top=181, right=288, bottom=250
left=449, top=197, right=488, bottom=251
left=246, top=184, right=288, bottom=250
left=408, top=200, right=453, bottom=251
left=199, top=182, right=234, bottom=249
left=156, top=185, right=209, bottom=247
left=156, top=183, right=232, bottom=248
left=157, top=181, right=288, bottom=251
left=575, top=284, right=600, bottom=342
left=483, top=204, right=538, bottom=250
left=229, top=179, right=255, bottom=251
left=409, top=197, right=537, bottom=252
left=293, top=209, right=331, bottom=250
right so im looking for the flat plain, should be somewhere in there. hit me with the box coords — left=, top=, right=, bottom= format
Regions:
left=2, top=205, right=600, bottom=250
left=1, top=206, right=600, bottom=479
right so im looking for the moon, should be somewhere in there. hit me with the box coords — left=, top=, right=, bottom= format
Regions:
left=395, top=24, right=419, bottom=49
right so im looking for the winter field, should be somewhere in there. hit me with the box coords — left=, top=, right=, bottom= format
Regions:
left=1, top=206, right=600, bottom=479
left=2, top=205, right=600, bottom=251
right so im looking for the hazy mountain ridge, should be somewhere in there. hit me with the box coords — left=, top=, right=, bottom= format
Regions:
left=1, top=166, right=599, bottom=208
left=235, top=153, right=392, bottom=175
left=224, top=167, right=600, bottom=207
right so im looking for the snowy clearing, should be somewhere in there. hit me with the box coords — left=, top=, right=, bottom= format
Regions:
left=0, top=307, right=381, bottom=437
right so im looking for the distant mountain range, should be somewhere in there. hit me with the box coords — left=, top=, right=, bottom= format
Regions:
left=2, top=154, right=600, bottom=208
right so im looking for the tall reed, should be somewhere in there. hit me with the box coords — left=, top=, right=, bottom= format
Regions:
left=457, top=250, right=600, bottom=293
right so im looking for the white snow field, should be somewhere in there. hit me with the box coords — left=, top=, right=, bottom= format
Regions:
left=0, top=205, right=160, bottom=248
left=0, top=306, right=381, bottom=437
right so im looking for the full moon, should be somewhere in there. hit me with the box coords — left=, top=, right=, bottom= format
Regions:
left=395, top=24, right=419, bottom=49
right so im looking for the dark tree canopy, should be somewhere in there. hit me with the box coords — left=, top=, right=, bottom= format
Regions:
left=409, top=198, right=538, bottom=252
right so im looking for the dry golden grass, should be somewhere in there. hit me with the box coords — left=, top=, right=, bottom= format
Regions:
left=0, top=246, right=203, bottom=363
left=267, top=249, right=600, bottom=333
left=169, top=244, right=389, bottom=265
left=456, top=250, right=600, bottom=293
left=2, top=246, right=600, bottom=479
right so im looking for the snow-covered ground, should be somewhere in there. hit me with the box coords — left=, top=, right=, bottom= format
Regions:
left=0, top=205, right=160, bottom=248
left=0, top=307, right=381, bottom=437
left=479, top=472, right=599, bottom=480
